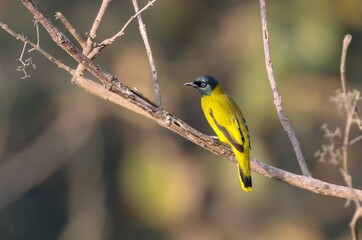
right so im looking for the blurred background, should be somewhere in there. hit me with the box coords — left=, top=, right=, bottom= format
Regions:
left=0, top=0, right=361, bottom=239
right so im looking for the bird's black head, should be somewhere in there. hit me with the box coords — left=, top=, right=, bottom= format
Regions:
left=184, top=75, right=219, bottom=96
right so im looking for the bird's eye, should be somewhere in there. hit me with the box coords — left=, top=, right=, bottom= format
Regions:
left=200, top=82, right=206, bottom=88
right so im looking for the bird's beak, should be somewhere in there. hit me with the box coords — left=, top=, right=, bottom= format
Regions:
left=183, top=82, right=197, bottom=87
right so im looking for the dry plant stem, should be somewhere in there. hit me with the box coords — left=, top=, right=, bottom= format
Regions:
left=341, top=95, right=358, bottom=175
left=340, top=94, right=361, bottom=205
left=132, top=0, right=162, bottom=110
left=0, top=21, right=73, bottom=74
left=339, top=34, right=362, bottom=131
left=84, top=0, right=111, bottom=54
left=340, top=34, right=352, bottom=96
left=342, top=100, right=361, bottom=240
left=350, top=207, right=362, bottom=240
left=3, top=21, right=362, bottom=203
left=350, top=135, right=362, bottom=146
left=89, top=0, right=157, bottom=59
left=55, top=12, right=86, bottom=48
left=339, top=34, right=361, bottom=240
left=16, top=42, right=32, bottom=79
left=259, top=0, right=311, bottom=177
left=29, top=17, right=40, bottom=50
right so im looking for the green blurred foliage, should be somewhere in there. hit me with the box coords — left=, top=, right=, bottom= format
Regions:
left=0, top=0, right=361, bottom=239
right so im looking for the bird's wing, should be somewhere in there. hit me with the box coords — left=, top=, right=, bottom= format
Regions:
left=208, top=96, right=247, bottom=153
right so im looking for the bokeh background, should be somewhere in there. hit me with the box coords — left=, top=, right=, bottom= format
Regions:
left=0, top=0, right=361, bottom=239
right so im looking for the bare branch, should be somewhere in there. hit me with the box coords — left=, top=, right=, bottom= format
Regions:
left=341, top=93, right=359, bottom=173
left=84, top=0, right=111, bottom=55
left=89, top=0, right=157, bottom=59
left=350, top=207, right=362, bottom=240
left=0, top=20, right=74, bottom=74
left=28, top=16, right=40, bottom=51
left=71, top=0, right=111, bottom=84
left=16, top=42, right=35, bottom=79
left=132, top=0, right=162, bottom=110
left=15, top=17, right=39, bottom=78
left=337, top=34, right=362, bottom=240
left=340, top=34, right=352, bottom=96
left=349, top=134, right=362, bottom=146
left=55, top=12, right=86, bottom=48
left=258, top=0, right=311, bottom=177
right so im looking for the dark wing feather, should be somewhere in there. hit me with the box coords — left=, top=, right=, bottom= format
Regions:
left=209, top=109, right=244, bottom=153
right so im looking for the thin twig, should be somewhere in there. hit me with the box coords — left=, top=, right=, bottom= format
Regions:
left=16, top=17, right=39, bottom=78
left=0, top=21, right=74, bottom=74
left=258, top=0, right=311, bottom=177
left=339, top=93, right=359, bottom=204
left=34, top=17, right=39, bottom=46
left=132, top=0, right=162, bottom=110
left=341, top=94, right=358, bottom=173
left=339, top=34, right=355, bottom=177
left=55, top=12, right=86, bottom=48
left=338, top=33, right=361, bottom=240
left=350, top=207, right=362, bottom=240
left=340, top=34, right=352, bottom=96
left=341, top=95, right=361, bottom=239
left=349, top=134, right=362, bottom=146
left=339, top=34, right=362, bottom=133
left=28, top=17, right=39, bottom=52
left=71, top=0, right=111, bottom=83
left=84, top=0, right=111, bottom=55
left=16, top=42, right=33, bottom=79
left=89, top=0, right=157, bottom=59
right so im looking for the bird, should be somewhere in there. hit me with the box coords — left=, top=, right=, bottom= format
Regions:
left=184, top=75, right=252, bottom=192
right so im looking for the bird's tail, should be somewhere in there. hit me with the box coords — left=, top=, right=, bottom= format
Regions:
left=234, top=148, right=252, bottom=192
